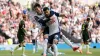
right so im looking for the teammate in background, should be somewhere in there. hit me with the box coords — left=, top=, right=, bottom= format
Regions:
left=11, top=19, right=26, bottom=56
left=31, top=23, right=39, bottom=53
left=79, top=17, right=92, bottom=54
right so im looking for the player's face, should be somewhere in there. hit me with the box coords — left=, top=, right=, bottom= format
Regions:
left=44, top=10, right=50, bottom=17
left=33, top=24, right=36, bottom=28
left=35, top=7, right=42, bottom=14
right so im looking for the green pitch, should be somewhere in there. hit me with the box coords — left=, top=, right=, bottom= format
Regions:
left=0, top=49, right=100, bottom=56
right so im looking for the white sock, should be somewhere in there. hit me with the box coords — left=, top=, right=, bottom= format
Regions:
left=79, top=44, right=84, bottom=50
left=43, top=39, right=48, bottom=56
left=86, top=45, right=90, bottom=52
left=47, top=47, right=54, bottom=55
left=35, top=41, right=38, bottom=52
left=52, top=44, right=58, bottom=56
left=43, top=44, right=47, bottom=55
left=62, top=35, right=73, bottom=47
left=33, top=45, right=35, bottom=53
left=79, top=45, right=82, bottom=50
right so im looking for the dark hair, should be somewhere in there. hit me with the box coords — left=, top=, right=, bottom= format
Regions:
left=34, top=3, right=41, bottom=8
left=43, top=7, right=49, bottom=11
left=87, top=17, right=91, bottom=22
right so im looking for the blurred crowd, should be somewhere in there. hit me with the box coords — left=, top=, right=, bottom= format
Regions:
left=0, top=0, right=100, bottom=45
left=0, top=0, right=33, bottom=44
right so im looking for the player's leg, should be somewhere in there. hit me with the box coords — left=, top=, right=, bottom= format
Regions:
left=42, top=28, right=49, bottom=56
left=85, top=42, right=92, bottom=54
left=62, top=34, right=73, bottom=47
left=12, top=40, right=26, bottom=56
left=61, top=32, right=73, bottom=47
left=61, top=34, right=79, bottom=51
left=32, top=39, right=36, bottom=53
left=52, top=39, right=58, bottom=56
left=35, top=39, right=38, bottom=52
left=47, top=47, right=54, bottom=55
left=78, top=34, right=87, bottom=54
left=43, top=34, right=48, bottom=44
left=84, top=37, right=92, bottom=54
left=21, top=41, right=26, bottom=56
left=83, top=31, right=92, bottom=54
left=80, top=33, right=92, bottom=54
left=86, top=31, right=92, bottom=54
left=37, top=38, right=48, bottom=56
left=78, top=42, right=84, bottom=54
left=52, top=33, right=60, bottom=56
left=47, top=37, right=54, bottom=56
left=42, top=34, right=48, bottom=56
left=11, top=39, right=26, bottom=56
left=42, top=41, right=47, bottom=56
left=11, top=39, right=22, bottom=56
left=11, top=45, right=20, bottom=56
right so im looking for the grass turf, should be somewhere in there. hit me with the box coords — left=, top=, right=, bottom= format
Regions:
left=0, top=49, right=100, bottom=56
